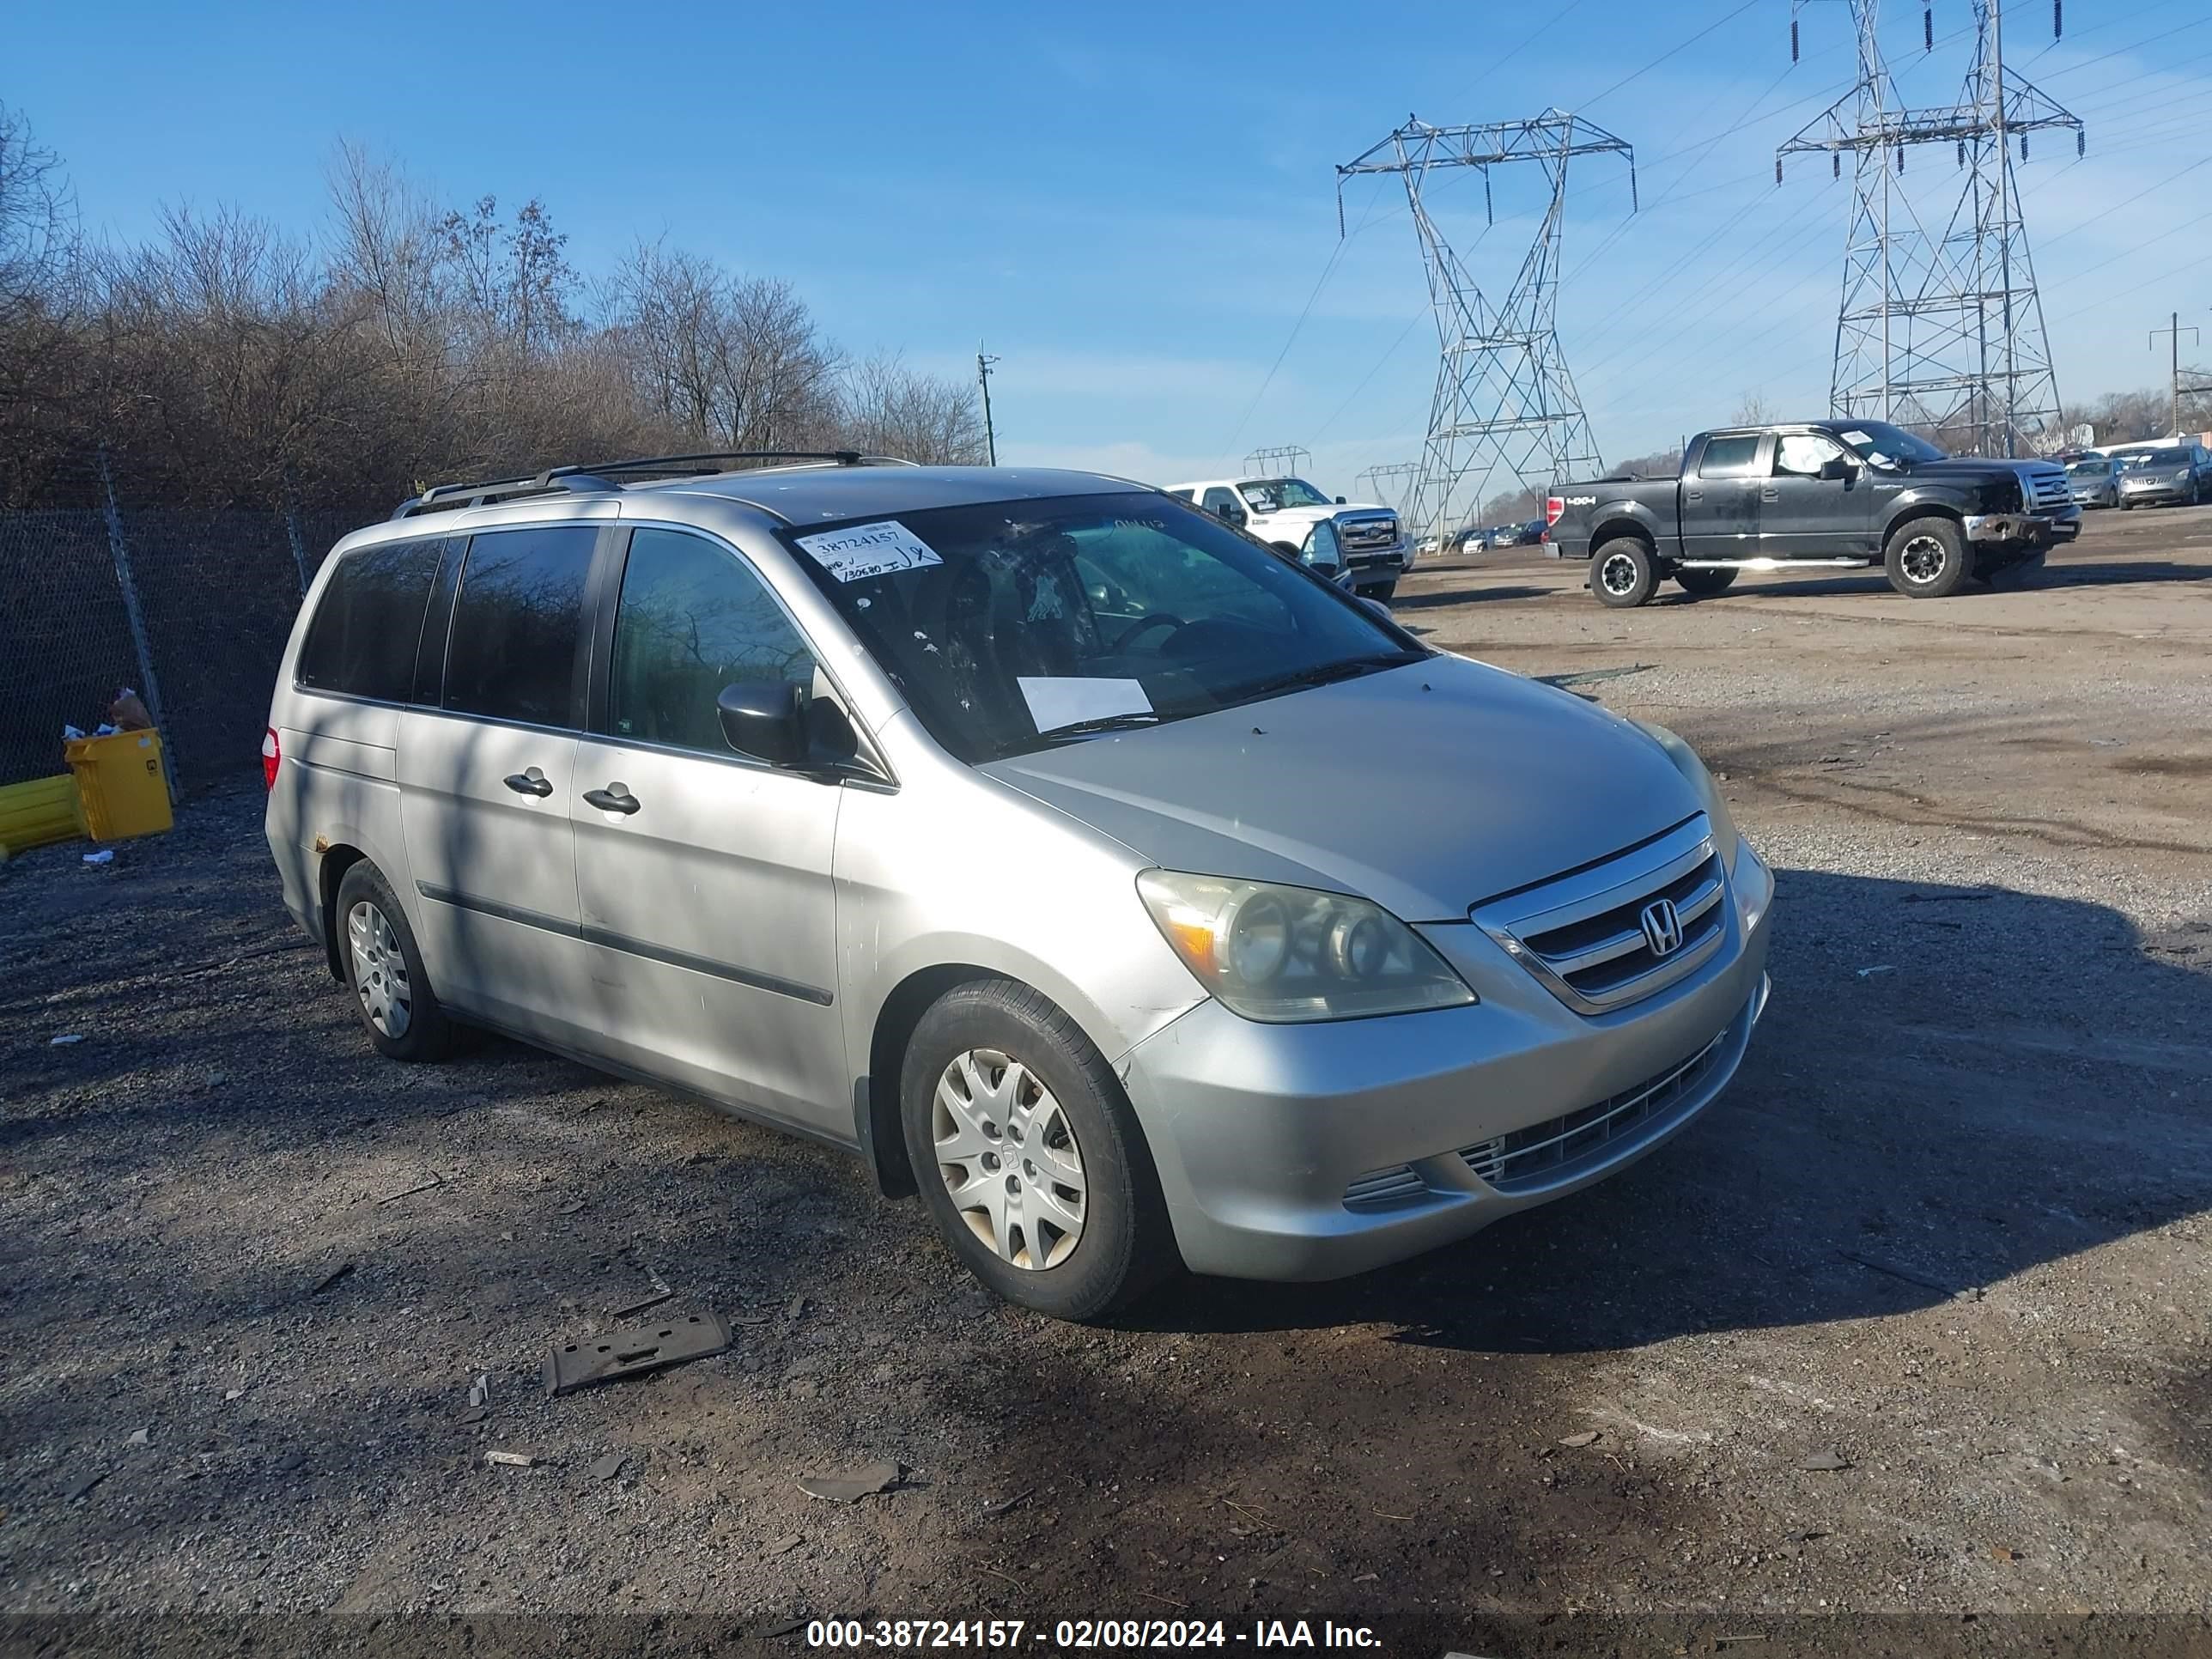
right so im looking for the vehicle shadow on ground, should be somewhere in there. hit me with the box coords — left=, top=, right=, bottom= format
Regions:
left=1133, top=866, right=2212, bottom=1350
left=1391, top=583, right=1551, bottom=610
left=1671, top=556, right=2212, bottom=604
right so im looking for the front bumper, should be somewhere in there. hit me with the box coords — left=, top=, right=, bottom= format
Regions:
left=1119, top=841, right=1775, bottom=1280
left=1962, top=509, right=2080, bottom=546
left=2120, top=483, right=2191, bottom=506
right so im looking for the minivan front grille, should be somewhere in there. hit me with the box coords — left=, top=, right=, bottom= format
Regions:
left=1342, top=1164, right=1426, bottom=1211
left=1473, top=817, right=1729, bottom=1014
left=1461, top=1030, right=1727, bottom=1193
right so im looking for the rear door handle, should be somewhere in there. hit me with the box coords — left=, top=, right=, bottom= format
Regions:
left=1760, top=486, right=1778, bottom=502
left=583, top=784, right=641, bottom=816
left=503, top=768, right=553, bottom=798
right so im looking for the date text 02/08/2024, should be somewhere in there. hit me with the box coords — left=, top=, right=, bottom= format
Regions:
left=802, top=1618, right=1388, bottom=1649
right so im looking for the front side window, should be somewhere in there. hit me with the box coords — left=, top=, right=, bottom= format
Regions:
left=1698, top=435, right=1762, bottom=477
left=1200, top=486, right=1243, bottom=519
left=1237, top=478, right=1331, bottom=513
left=442, top=524, right=598, bottom=726
left=1774, top=433, right=1846, bottom=477
left=608, top=528, right=817, bottom=756
left=780, top=493, right=1419, bottom=764
left=295, top=537, right=445, bottom=702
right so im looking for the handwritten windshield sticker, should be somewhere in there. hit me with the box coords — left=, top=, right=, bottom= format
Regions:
left=793, top=520, right=944, bottom=583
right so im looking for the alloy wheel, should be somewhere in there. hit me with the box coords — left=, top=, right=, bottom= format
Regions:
left=932, top=1048, right=1086, bottom=1270
left=346, top=899, right=412, bottom=1039
left=1899, top=534, right=1949, bottom=586
left=1599, top=550, right=1641, bottom=596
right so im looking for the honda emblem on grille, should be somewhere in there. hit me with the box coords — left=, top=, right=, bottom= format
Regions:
left=1639, top=898, right=1685, bottom=957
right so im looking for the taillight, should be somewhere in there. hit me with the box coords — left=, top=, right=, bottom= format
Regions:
left=1545, top=495, right=1565, bottom=526
left=262, top=726, right=281, bottom=790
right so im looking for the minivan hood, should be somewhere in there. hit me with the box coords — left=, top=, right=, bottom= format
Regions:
left=979, top=656, right=1701, bottom=923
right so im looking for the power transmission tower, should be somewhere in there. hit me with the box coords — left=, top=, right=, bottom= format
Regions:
left=1339, top=112, right=1634, bottom=540
left=1243, top=445, right=1314, bottom=477
left=1779, top=0, right=2082, bottom=456
left=1357, top=461, right=1422, bottom=520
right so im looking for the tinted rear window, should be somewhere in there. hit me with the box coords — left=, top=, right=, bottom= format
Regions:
left=295, top=538, right=444, bottom=702
left=442, top=525, right=598, bottom=727
left=1698, top=435, right=1762, bottom=476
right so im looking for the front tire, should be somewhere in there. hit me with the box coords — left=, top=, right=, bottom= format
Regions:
left=1674, top=566, right=1740, bottom=597
left=336, top=861, right=457, bottom=1061
left=899, top=980, right=1178, bottom=1321
left=1884, top=515, right=1973, bottom=599
left=1358, top=578, right=1399, bottom=605
left=1591, top=538, right=1659, bottom=608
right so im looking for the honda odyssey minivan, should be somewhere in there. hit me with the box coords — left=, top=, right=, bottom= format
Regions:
left=265, top=453, right=1773, bottom=1320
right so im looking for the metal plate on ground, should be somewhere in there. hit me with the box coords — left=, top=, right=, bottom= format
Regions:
left=544, top=1311, right=732, bottom=1397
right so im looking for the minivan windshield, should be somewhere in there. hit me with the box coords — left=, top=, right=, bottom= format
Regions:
left=1832, top=422, right=1950, bottom=467
left=1238, top=478, right=1332, bottom=512
left=779, top=492, right=1422, bottom=763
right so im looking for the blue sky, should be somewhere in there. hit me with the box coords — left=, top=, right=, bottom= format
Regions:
left=15, top=0, right=2212, bottom=495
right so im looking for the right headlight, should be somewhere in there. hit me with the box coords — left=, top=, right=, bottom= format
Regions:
left=1136, top=871, right=1475, bottom=1023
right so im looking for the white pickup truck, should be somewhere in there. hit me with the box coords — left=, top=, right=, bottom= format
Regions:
left=1162, top=475, right=1410, bottom=602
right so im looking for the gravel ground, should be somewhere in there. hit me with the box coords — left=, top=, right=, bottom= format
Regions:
left=3, top=504, right=2209, bottom=1657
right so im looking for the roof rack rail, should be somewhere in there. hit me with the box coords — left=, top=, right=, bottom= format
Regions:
left=389, top=449, right=915, bottom=520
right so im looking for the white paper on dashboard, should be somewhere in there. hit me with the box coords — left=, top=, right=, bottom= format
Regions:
left=1017, top=677, right=1154, bottom=732
left=791, top=520, right=943, bottom=582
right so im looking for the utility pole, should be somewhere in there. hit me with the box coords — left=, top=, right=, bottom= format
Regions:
left=2149, top=313, right=2200, bottom=439
left=976, top=344, right=1000, bottom=465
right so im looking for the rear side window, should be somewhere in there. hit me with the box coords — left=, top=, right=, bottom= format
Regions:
left=1698, top=435, right=1762, bottom=477
left=442, top=525, right=599, bottom=727
left=295, top=538, right=444, bottom=702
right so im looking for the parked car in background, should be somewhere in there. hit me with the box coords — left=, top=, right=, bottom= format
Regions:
left=1546, top=419, right=2078, bottom=605
left=1489, top=522, right=1534, bottom=549
left=265, top=453, right=1772, bottom=1321
left=1164, top=475, right=1408, bottom=602
left=2065, top=456, right=2122, bottom=508
left=2116, top=444, right=2210, bottom=508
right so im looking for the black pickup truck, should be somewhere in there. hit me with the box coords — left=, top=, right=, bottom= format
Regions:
left=1544, top=420, right=2080, bottom=606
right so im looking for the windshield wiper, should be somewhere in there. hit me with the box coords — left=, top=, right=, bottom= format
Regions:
left=1224, top=651, right=1425, bottom=704
left=1028, top=712, right=1164, bottom=746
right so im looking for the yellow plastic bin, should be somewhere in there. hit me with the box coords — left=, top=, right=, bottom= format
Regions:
left=0, top=773, right=85, bottom=859
left=65, top=730, right=173, bottom=842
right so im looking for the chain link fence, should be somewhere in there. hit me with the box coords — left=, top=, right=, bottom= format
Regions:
left=2, top=451, right=359, bottom=791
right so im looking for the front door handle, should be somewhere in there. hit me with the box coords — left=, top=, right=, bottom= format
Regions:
left=583, top=784, right=641, bottom=816
left=503, top=768, right=553, bottom=798
left=1760, top=486, right=1779, bottom=502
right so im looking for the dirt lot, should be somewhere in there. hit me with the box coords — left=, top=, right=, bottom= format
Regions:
left=3, top=503, right=2209, bottom=1656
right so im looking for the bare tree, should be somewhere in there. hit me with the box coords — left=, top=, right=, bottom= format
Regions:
left=840, top=351, right=988, bottom=464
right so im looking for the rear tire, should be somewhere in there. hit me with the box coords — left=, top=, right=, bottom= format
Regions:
left=1883, top=515, right=1973, bottom=599
left=1591, top=538, right=1659, bottom=608
left=335, top=861, right=457, bottom=1061
left=1674, top=567, right=1740, bottom=597
left=899, top=979, right=1179, bottom=1322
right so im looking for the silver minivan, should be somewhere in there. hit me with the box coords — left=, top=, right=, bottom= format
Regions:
left=264, top=454, right=1773, bottom=1320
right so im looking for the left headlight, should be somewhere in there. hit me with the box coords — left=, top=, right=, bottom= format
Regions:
left=1136, top=871, right=1476, bottom=1023
left=1632, top=720, right=1740, bottom=872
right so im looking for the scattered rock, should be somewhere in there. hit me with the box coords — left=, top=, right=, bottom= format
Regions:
left=1800, top=1450, right=1852, bottom=1472
left=125, top=1428, right=149, bottom=1447
left=456, top=1406, right=488, bottom=1426
left=586, top=1451, right=627, bottom=1483
left=764, top=1534, right=803, bottom=1556
left=62, top=1468, right=109, bottom=1501
left=49, top=1034, right=84, bottom=1047
left=485, top=1450, right=538, bottom=1468
left=307, top=1262, right=355, bottom=1297
left=797, top=1461, right=899, bottom=1503
left=983, top=1487, right=1034, bottom=1517
left=1559, top=1431, right=1601, bottom=1449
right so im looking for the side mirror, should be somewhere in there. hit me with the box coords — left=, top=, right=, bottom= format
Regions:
left=1818, top=457, right=1850, bottom=482
left=1335, top=495, right=1347, bottom=504
left=717, top=681, right=809, bottom=767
